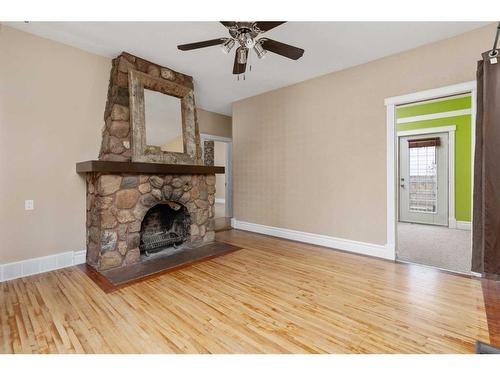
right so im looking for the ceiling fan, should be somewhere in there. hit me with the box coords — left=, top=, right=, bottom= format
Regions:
left=177, top=21, right=305, bottom=75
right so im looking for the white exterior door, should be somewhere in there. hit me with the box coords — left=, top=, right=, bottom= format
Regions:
left=399, top=132, right=448, bottom=226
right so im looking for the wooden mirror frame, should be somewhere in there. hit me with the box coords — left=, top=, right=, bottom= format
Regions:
left=129, top=69, right=202, bottom=164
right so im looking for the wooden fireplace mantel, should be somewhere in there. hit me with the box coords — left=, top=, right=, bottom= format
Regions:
left=76, top=160, right=225, bottom=175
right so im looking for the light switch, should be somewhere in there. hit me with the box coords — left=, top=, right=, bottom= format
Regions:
left=25, top=200, right=34, bottom=210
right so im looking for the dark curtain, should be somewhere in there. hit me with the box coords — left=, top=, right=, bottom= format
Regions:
left=472, top=52, right=500, bottom=275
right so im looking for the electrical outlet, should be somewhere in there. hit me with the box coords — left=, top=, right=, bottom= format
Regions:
left=25, top=200, right=34, bottom=210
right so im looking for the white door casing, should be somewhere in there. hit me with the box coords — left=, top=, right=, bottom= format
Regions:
left=200, top=133, right=233, bottom=218
left=385, top=80, right=476, bottom=261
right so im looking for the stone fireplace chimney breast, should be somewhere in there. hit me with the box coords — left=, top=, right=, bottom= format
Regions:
left=77, top=52, right=223, bottom=273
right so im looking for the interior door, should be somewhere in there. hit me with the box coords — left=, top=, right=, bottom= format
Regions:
left=399, top=132, right=448, bottom=226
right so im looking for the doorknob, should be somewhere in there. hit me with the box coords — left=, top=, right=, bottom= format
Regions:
left=400, top=184, right=405, bottom=188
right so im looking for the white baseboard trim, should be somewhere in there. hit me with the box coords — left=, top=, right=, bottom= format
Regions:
left=215, top=198, right=226, bottom=204
left=231, top=219, right=395, bottom=260
left=448, top=218, right=457, bottom=229
left=0, top=249, right=86, bottom=283
left=456, top=221, right=472, bottom=231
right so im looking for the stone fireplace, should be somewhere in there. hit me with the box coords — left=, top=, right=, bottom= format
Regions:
left=85, top=172, right=216, bottom=270
left=78, top=52, right=223, bottom=274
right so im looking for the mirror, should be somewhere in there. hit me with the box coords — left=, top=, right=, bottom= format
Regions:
left=144, top=89, right=184, bottom=153
left=129, top=68, right=200, bottom=164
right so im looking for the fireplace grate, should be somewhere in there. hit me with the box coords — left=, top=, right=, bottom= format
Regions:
left=140, top=231, right=184, bottom=253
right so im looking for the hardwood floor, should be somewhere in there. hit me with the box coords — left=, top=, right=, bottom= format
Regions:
left=0, top=229, right=491, bottom=353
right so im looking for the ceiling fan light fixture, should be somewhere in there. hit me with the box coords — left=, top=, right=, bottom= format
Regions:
left=237, top=48, right=248, bottom=64
left=253, top=42, right=266, bottom=59
left=221, top=38, right=235, bottom=54
left=239, top=32, right=255, bottom=49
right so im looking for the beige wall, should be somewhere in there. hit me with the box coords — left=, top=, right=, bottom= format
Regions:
left=0, top=25, right=110, bottom=263
left=197, top=108, right=232, bottom=138
left=232, top=24, right=496, bottom=246
left=0, top=25, right=231, bottom=263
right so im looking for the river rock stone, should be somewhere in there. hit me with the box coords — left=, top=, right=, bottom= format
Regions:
left=127, top=232, right=140, bottom=249
left=190, top=224, right=199, bottom=236
left=196, top=210, right=209, bottom=225
left=117, top=209, right=135, bottom=223
left=100, top=251, right=122, bottom=270
left=88, top=226, right=100, bottom=244
left=117, top=224, right=127, bottom=240
left=109, top=136, right=125, bottom=154
left=117, top=241, right=128, bottom=255
left=180, top=191, right=190, bottom=204
left=111, top=104, right=129, bottom=121
left=171, top=188, right=183, bottom=201
left=195, top=199, right=209, bottom=209
left=121, top=176, right=138, bottom=189
left=150, top=175, right=164, bottom=188
left=138, top=183, right=151, bottom=194
left=164, top=175, right=173, bottom=185
left=171, top=178, right=183, bottom=188
left=101, top=230, right=117, bottom=252
left=140, top=193, right=158, bottom=207
left=115, top=189, right=140, bottom=209
left=101, top=210, right=117, bottom=229
left=162, top=185, right=173, bottom=199
left=98, top=175, right=122, bottom=196
left=151, top=188, right=162, bottom=200
left=129, top=220, right=141, bottom=232
left=204, top=231, right=215, bottom=242
left=206, top=175, right=215, bottom=186
left=109, top=121, right=129, bottom=138
left=124, top=248, right=140, bottom=265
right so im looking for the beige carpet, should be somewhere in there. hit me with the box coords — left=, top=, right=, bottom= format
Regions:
left=397, top=222, right=472, bottom=274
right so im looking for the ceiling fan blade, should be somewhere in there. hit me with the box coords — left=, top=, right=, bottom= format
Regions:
left=220, top=21, right=238, bottom=29
left=253, top=21, right=286, bottom=32
left=177, top=38, right=226, bottom=51
left=260, top=38, right=304, bottom=60
left=233, top=48, right=247, bottom=75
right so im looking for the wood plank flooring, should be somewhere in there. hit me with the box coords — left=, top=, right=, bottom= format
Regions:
left=0, top=229, right=491, bottom=353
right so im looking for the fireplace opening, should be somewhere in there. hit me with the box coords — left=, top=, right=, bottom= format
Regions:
left=139, top=201, right=191, bottom=256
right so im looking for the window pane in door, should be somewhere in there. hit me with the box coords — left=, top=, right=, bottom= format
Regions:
left=408, top=146, right=437, bottom=213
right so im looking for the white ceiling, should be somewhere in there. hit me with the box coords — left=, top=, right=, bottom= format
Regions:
left=7, top=21, right=489, bottom=115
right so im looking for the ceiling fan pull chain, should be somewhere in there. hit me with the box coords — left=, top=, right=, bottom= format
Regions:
left=249, top=49, right=252, bottom=72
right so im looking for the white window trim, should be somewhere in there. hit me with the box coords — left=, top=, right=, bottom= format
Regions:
left=385, top=81, right=477, bottom=261
left=397, top=125, right=457, bottom=229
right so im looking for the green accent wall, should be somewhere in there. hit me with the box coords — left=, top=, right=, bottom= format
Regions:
left=396, top=96, right=472, bottom=222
